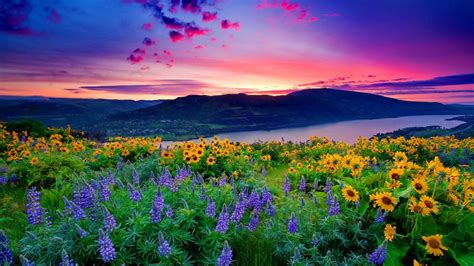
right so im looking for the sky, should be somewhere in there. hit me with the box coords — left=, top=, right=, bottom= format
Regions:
left=0, top=0, right=473, bottom=104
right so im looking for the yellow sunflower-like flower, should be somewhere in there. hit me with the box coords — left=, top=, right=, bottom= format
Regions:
left=29, top=157, right=39, bottom=165
left=384, top=224, right=396, bottom=242
left=408, top=197, right=429, bottom=215
left=420, top=195, right=440, bottom=215
left=206, top=156, right=216, bottom=166
left=422, top=234, right=448, bottom=256
left=386, top=180, right=402, bottom=189
left=411, top=178, right=429, bottom=194
left=388, top=168, right=404, bottom=180
left=288, top=167, right=296, bottom=174
left=341, top=185, right=359, bottom=202
left=370, top=192, right=397, bottom=212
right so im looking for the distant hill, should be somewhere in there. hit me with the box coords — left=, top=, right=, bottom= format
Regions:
left=104, top=89, right=466, bottom=138
left=0, top=96, right=164, bottom=130
left=375, top=115, right=474, bottom=139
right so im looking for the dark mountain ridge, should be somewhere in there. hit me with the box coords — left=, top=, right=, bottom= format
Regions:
left=104, top=89, right=465, bottom=138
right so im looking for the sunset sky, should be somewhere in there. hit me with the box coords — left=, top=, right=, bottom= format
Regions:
left=1, top=0, right=473, bottom=103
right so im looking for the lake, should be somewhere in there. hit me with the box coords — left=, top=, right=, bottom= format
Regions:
left=211, top=115, right=464, bottom=144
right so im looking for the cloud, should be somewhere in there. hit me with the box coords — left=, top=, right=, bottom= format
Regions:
left=0, top=0, right=34, bottom=35
left=169, top=30, right=184, bottom=42
left=78, top=79, right=217, bottom=96
left=257, top=0, right=317, bottom=24
left=365, top=73, right=474, bottom=88
left=202, top=11, right=217, bottom=22
left=142, top=37, right=156, bottom=46
left=127, top=54, right=144, bottom=64
left=142, top=22, right=153, bottom=31
left=184, top=24, right=210, bottom=37
left=221, top=20, right=240, bottom=30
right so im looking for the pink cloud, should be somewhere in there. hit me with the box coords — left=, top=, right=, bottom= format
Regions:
left=281, top=1, right=299, bottom=11
left=184, top=25, right=210, bottom=37
left=142, top=22, right=153, bottom=31
left=163, top=50, right=172, bottom=56
left=127, top=54, right=144, bottom=64
left=221, top=20, right=240, bottom=30
left=202, top=11, right=218, bottom=22
left=169, top=31, right=184, bottom=42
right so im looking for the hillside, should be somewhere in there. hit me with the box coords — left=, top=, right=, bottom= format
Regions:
left=104, top=89, right=462, bottom=138
left=0, top=96, right=164, bottom=129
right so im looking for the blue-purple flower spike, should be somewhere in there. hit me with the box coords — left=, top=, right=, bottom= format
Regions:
left=288, top=212, right=298, bottom=234
left=215, top=204, right=230, bottom=233
left=217, top=241, right=233, bottom=266
left=98, top=229, right=116, bottom=263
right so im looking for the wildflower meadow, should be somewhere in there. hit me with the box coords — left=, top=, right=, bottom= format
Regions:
left=0, top=124, right=473, bottom=265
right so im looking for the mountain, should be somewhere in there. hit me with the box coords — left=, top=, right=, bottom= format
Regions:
left=0, top=96, right=164, bottom=129
left=104, top=89, right=465, bottom=138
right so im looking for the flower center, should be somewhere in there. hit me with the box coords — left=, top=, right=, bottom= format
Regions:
left=391, top=173, right=400, bottom=180
left=424, top=200, right=434, bottom=208
left=382, top=196, right=392, bottom=205
left=415, top=183, right=423, bottom=190
left=428, top=239, right=440, bottom=249
left=347, top=190, right=355, bottom=197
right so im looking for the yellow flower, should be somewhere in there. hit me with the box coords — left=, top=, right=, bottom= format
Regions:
left=384, top=224, right=396, bottom=242
left=386, top=180, right=402, bottom=189
left=388, top=168, right=403, bottom=180
left=29, top=157, right=39, bottom=165
left=411, top=178, right=429, bottom=194
left=422, top=234, right=448, bottom=256
left=408, top=197, right=429, bottom=215
left=420, top=195, right=440, bottom=215
left=206, top=156, right=216, bottom=166
left=288, top=167, right=296, bottom=174
left=370, top=192, right=397, bottom=212
left=341, top=185, right=359, bottom=202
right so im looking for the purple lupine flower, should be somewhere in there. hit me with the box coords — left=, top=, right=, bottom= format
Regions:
left=206, top=198, right=216, bottom=218
left=261, top=187, right=272, bottom=204
left=323, top=179, right=333, bottom=193
left=0, top=176, right=7, bottom=185
left=0, top=243, right=13, bottom=266
left=151, top=188, right=165, bottom=223
left=199, top=186, right=207, bottom=201
left=75, top=224, right=89, bottom=238
left=299, top=176, right=306, bottom=192
left=26, top=187, right=44, bottom=225
left=215, top=204, right=230, bottom=233
left=311, top=234, right=320, bottom=246
left=64, top=198, right=86, bottom=221
left=0, top=229, right=13, bottom=265
left=288, top=213, right=298, bottom=234
left=128, top=183, right=142, bottom=202
left=374, top=210, right=387, bottom=224
left=265, top=203, right=275, bottom=217
left=313, top=179, right=319, bottom=190
left=261, top=167, right=267, bottom=177
left=159, top=169, right=174, bottom=189
left=292, top=248, right=301, bottom=263
left=107, top=172, right=115, bottom=186
left=328, top=199, right=340, bottom=216
left=175, top=165, right=191, bottom=182
left=103, top=209, right=117, bottom=232
left=165, top=206, right=173, bottom=218
left=231, top=195, right=245, bottom=224
left=98, top=230, right=116, bottom=263
left=247, top=214, right=259, bottom=231
left=217, top=241, right=232, bottom=266
left=9, top=174, right=17, bottom=183
left=20, top=255, right=35, bottom=266
left=218, top=174, right=227, bottom=187
left=157, top=233, right=171, bottom=258
left=132, top=170, right=140, bottom=184
left=283, top=176, right=291, bottom=196
left=74, top=183, right=96, bottom=209
left=368, top=243, right=387, bottom=265
left=98, top=180, right=110, bottom=202
left=59, top=250, right=75, bottom=266
left=355, top=201, right=361, bottom=209
left=339, top=181, right=344, bottom=189
left=246, top=189, right=259, bottom=209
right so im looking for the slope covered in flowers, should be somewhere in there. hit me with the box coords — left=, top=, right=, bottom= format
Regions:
left=0, top=124, right=473, bottom=265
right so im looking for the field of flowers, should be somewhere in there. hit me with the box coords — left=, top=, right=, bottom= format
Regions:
left=0, top=123, right=473, bottom=265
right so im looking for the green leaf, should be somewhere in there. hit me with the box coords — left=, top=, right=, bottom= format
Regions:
left=384, top=241, right=410, bottom=266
